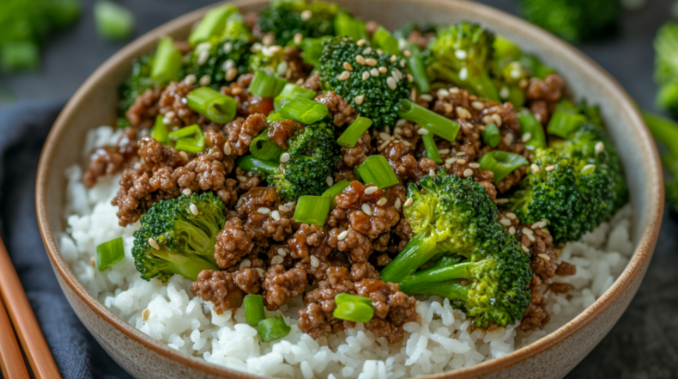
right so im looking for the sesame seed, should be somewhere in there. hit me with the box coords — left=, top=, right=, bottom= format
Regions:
left=521, top=245, right=530, bottom=253
left=401, top=140, right=412, bottom=147
left=354, top=94, right=365, bottom=105
left=232, top=86, right=243, bottom=95
left=197, top=50, right=209, bottom=65
left=240, top=259, right=252, bottom=268
left=221, top=59, right=234, bottom=72
left=457, top=152, right=467, bottom=157
left=379, top=132, right=391, bottom=141
left=377, top=198, right=388, bottom=206
left=419, top=94, right=433, bottom=102
left=257, top=207, right=271, bottom=214
left=545, top=165, right=556, bottom=172
left=407, top=74, right=413, bottom=83
left=343, top=62, right=354, bottom=71
left=301, top=10, right=312, bottom=20
left=337, top=230, right=349, bottom=241
left=165, top=111, right=176, bottom=120
left=531, top=164, right=540, bottom=173
left=532, top=220, right=547, bottom=229
left=362, top=47, right=372, bottom=55
left=277, top=61, right=288, bottom=76
left=495, top=198, right=509, bottom=204
left=226, top=67, right=238, bottom=81
left=387, top=77, right=397, bottom=90
left=237, top=175, right=248, bottom=182
left=148, top=238, right=160, bottom=250
left=223, top=42, right=233, bottom=53
left=278, top=205, right=290, bottom=213
left=362, top=71, right=370, bottom=81
left=456, top=107, right=472, bottom=119
left=445, top=157, right=457, bottom=165
left=493, top=114, right=503, bottom=127
left=471, top=101, right=485, bottom=110
left=504, top=133, right=514, bottom=145
left=365, top=58, right=378, bottom=66
left=370, top=68, right=379, bottom=77
left=482, top=115, right=494, bottom=125
left=410, top=87, right=417, bottom=101
left=403, top=50, right=412, bottom=57
left=506, top=212, right=517, bottom=220
left=361, top=203, right=372, bottom=216
left=499, top=87, right=510, bottom=99
left=456, top=159, right=466, bottom=164
left=394, top=198, right=402, bottom=210
left=522, top=227, right=534, bottom=235
left=356, top=55, right=366, bottom=65
left=455, top=50, right=468, bottom=60
left=294, top=33, right=303, bottom=44
left=404, top=197, right=414, bottom=207
left=179, top=151, right=189, bottom=162
left=438, top=148, right=450, bottom=155
left=429, top=169, right=436, bottom=177
left=189, top=203, right=199, bottom=215
left=280, top=152, right=290, bottom=163
left=271, top=255, right=284, bottom=265
left=90, top=257, right=95, bottom=267
left=508, top=226, right=516, bottom=235
left=256, top=268, right=265, bottom=278
left=142, top=309, right=150, bottom=321
left=356, top=38, right=366, bottom=46
left=390, top=55, right=397, bottom=62
left=199, top=75, right=211, bottom=86
left=278, top=248, right=287, bottom=257
left=184, top=74, right=197, bottom=85
left=223, top=142, right=232, bottom=156
left=417, top=128, right=430, bottom=136
left=500, top=218, right=512, bottom=226
left=310, top=256, right=320, bottom=268
left=326, top=176, right=334, bottom=187
left=522, top=132, right=532, bottom=143
left=338, top=71, right=351, bottom=81
left=182, top=188, right=192, bottom=196
left=379, top=66, right=388, bottom=74
left=463, top=168, right=474, bottom=177
left=459, top=67, right=468, bottom=81
left=262, top=33, right=275, bottom=47
left=595, top=141, right=605, bottom=155
left=271, top=210, right=281, bottom=221
left=468, top=162, right=480, bottom=169
left=534, top=113, right=542, bottom=123
left=436, top=88, right=450, bottom=99
left=538, top=253, right=551, bottom=262
left=400, top=59, right=407, bottom=68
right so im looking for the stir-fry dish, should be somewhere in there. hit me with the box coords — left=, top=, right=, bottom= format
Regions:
left=85, top=0, right=628, bottom=345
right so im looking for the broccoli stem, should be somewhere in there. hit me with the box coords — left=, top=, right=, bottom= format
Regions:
left=173, top=220, right=216, bottom=255
left=399, top=280, right=471, bottom=301
left=435, top=65, right=499, bottom=101
left=151, top=249, right=218, bottom=281
left=380, top=232, right=454, bottom=283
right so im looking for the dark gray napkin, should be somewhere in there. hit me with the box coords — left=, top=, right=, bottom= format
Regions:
left=0, top=99, right=132, bottom=379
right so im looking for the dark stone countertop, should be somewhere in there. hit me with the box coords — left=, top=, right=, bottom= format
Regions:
left=0, top=0, right=676, bottom=378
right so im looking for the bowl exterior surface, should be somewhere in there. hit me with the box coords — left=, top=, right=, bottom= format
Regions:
left=37, top=0, right=662, bottom=378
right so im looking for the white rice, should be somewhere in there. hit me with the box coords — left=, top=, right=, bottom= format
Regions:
left=59, top=126, right=635, bottom=379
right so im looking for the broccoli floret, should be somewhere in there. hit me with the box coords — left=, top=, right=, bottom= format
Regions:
left=132, top=192, right=225, bottom=282
left=269, top=120, right=341, bottom=199
left=381, top=170, right=532, bottom=328
left=516, top=0, right=620, bottom=42
left=257, top=0, right=341, bottom=46
left=248, top=44, right=287, bottom=76
left=319, top=36, right=411, bottom=127
left=117, top=54, right=154, bottom=116
left=654, top=23, right=678, bottom=117
left=643, top=111, right=678, bottom=216
left=425, top=22, right=499, bottom=101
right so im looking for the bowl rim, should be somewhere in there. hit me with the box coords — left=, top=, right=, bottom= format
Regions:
left=36, top=0, right=664, bottom=378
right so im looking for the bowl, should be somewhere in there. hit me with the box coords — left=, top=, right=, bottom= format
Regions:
left=36, top=0, right=663, bottom=378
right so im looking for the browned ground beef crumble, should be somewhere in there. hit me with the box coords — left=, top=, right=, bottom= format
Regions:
left=90, top=33, right=576, bottom=341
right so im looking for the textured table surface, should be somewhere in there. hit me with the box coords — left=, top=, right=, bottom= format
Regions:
left=0, top=0, right=677, bottom=378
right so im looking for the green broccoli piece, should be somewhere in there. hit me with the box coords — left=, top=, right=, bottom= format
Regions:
left=319, top=36, right=412, bottom=127
left=257, top=0, right=341, bottom=46
left=381, top=170, right=532, bottom=328
left=516, top=0, right=621, bottom=42
left=132, top=192, right=225, bottom=282
left=642, top=111, right=678, bottom=216
left=654, top=23, right=678, bottom=117
left=117, top=54, right=154, bottom=116
left=248, top=44, right=287, bottom=76
left=425, top=22, right=499, bottom=101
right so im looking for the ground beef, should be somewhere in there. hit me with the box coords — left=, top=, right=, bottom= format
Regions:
left=84, top=147, right=125, bottom=188
left=333, top=181, right=400, bottom=240
left=342, top=131, right=371, bottom=168
left=267, top=119, right=303, bottom=149
left=407, top=30, right=436, bottom=50
left=381, top=140, right=428, bottom=183
left=138, top=136, right=187, bottom=170
left=237, top=186, right=276, bottom=216
left=126, top=87, right=162, bottom=129
left=224, top=114, right=268, bottom=156
left=525, top=74, right=566, bottom=126
left=301, top=72, right=320, bottom=92
left=298, top=267, right=357, bottom=338
left=192, top=268, right=261, bottom=314
left=328, top=228, right=373, bottom=263
left=282, top=46, right=314, bottom=82
left=314, top=91, right=358, bottom=127
left=158, top=81, right=199, bottom=127
left=214, top=218, right=253, bottom=269
left=355, top=279, right=418, bottom=343
left=263, top=264, right=307, bottom=310
left=521, top=275, right=550, bottom=330
left=221, top=74, right=275, bottom=117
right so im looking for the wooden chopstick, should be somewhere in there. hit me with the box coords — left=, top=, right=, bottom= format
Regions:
left=0, top=238, right=61, bottom=379
left=0, top=295, right=30, bottom=379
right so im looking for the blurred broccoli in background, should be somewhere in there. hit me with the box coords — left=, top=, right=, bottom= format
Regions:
left=516, top=0, right=621, bottom=42
left=0, top=0, right=81, bottom=72
left=257, top=0, right=342, bottom=46
left=654, top=23, right=678, bottom=117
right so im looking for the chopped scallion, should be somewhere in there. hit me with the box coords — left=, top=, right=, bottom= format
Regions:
left=335, top=13, right=369, bottom=41
left=279, top=83, right=317, bottom=100
left=293, top=196, right=332, bottom=226
left=186, top=87, right=237, bottom=124
left=421, top=133, right=442, bottom=163
left=405, top=43, right=430, bottom=94
left=322, top=180, right=350, bottom=198
left=335, top=293, right=372, bottom=306
left=244, top=294, right=266, bottom=327
left=188, top=4, right=237, bottom=46
left=249, top=70, right=288, bottom=98
left=93, top=0, right=135, bottom=41
left=96, top=237, right=124, bottom=271
left=481, top=123, right=501, bottom=148
left=267, top=111, right=285, bottom=123
left=398, top=100, right=460, bottom=142
left=517, top=110, right=546, bottom=149
left=250, top=129, right=283, bottom=161
left=151, top=36, right=182, bottom=84
left=256, top=316, right=291, bottom=342
left=299, top=37, right=327, bottom=66
left=333, top=295, right=374, bottom=323
left=169, top=125, right=205, bottom=153
left=279, top=97, right=328, bottom=124
left=337, top=117, right=373, bottom=148
left=357, top=155, right=399, bottom=189
left=547, top=105, right=586, bottom=139
left=372, top=26, right=399, bottom=55
left=478, top=151, right=529, bottom=183
left=168, top=124, right=201, bottom=140
left=235, top=155, right=279, bottom=176
left=152, top=115, right=169, bottom=144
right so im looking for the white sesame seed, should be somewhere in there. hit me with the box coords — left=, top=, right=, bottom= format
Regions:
left=221, top=59, right=234, bottom=72
left=410, top=87, right=417, bottom=101
left=404, top=197, right=414, bottom=207
left=362, top=71, right=370, bottom=81
left=493, top=114, right=503, bottom=127
left=522, top=132, right=532, bottom=143
left=419, top=94, right=433, bottom=102
left=438, top=148, right=450, bottom=155
left=356, top=55, right=365, bottom=65
left=378, top=136, right=393, bottom=152
left=379, top=132, right=391, bottom=141
left=357, top=39, right=366, bottom=46
left=390, top=54, right=397, bottom=62
left=337, top=230, right=349, bottom=241
left=271, top=255, right=284, bottom=265
left=223, top=42, right=233, bottom=53
left=338, top=71, right=351, bottom=81
left=456, top=159, right=466, bottom=164
left=504, top=133, right=514, bottom=145
left=365, top=58, right=378, bottom=66
left=459, top=67, right=468, bottom=81
left=403, top=50, right=412, bottom=57
left=500, top=218, right=512, bottom=226
left=182, top=188, right=192, bottom=196
left=436, top=88, right=450, bottom=99
left=90, top=257, right=96, bottom=267
left=257, top=207, right=271, bottom=214
left=407, top=74, right=413, bottom=83
left=506, top=212, right=517, bottom=220
left=394, top=198, right=402, bottom=210
left=508, top=226, right=516, bottom=235
left=379, top=66, right=388, bottom=74
left=545, top=165, right=556, bottom=172
left=482, top=115, right=494, bottom=125
left=277, top=61, right=288, bottom=76
left=401, top=139, right=412, bottom=147
left=301, top=10, right=312, bottom=20
left=526, top=233, right=536, bottom=242
left=240, top=259, right=252, bottom=268
left=293, top=33, right=304, bottom=44
left=343, top=61, right=354, bottom=71
left=538, top=253, right=551, bottom=262
left=280, top=152, right=291, bottom=163
left=361, top=203, right=372, bottom=216
left=393, top=68, right=403, bottom=80
left=499, top=87, right=510, bottom=99
left=142, top=309, right=150, bottom=321
left=148, top=238, right=160, bottom=250
left=199, top=75, right=211, bottom=86
left=370, top=68, right=380, bottom=77
left=468, top=162, right=480, bottom=169
left=197, top=50, right=209, bottom=65
left=278, top=205, right=290, bottom=213
left=262, top=33, right=275, bottom=47
left=534, top=113, right=542, bottom=123
left=522, top=227, right=534, bottom=235
left=354, top=94, right=365, bottom=105
left=226, top=67, right=238, bottom=81
left=417, top=128, right=429, bottom=135
left=377, top=198, right=388, bottom=206
left=310, top=256, right=320, bottom=268
left=362, top=47, right=372, bottom=55
left=256, top=268, right=265, bottom=278
left=387, top=77, right=397, bottom=90
left=326, top=176, right=334, bottom=187
left=531, top=164, right=540, bottom=173
left=521, top=245, right=530, bottom=253
left=271, top=210, right=281, bottom=221
left=179, top=151, right=189, bottom=162
left=463, top=168, right=474, bottom=177
left=429, top=168, right=436, bottom=177
left=237, top=175, right=248, bottom=182
left=495, top=198, right=509, bottom=204
left=364, top=186, right=380, bottom=196
left=184, top=74, right=197, bottom=85
left=165, top=111, right=175, bottom=120
left=595, top=141, right=605, bottom=155
left=278, top=248, right=287, bottom=257
left=471, top=101, right=485, bottom=110
left=400, top=59, right=407, bottom=68
left=456, top=107, right=472, bottom=119
left=222, top=142, right=232, bottom=156
left=189, top=203, right=199, bottom=215
left=250, top=42, right=262, bottom=53
left=445, top=157, right=457, bottom=165
left=196, top=42, right=211, bottom=52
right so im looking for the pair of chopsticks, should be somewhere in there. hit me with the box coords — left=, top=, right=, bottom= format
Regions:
left=0, top=237, right=61, bottom=379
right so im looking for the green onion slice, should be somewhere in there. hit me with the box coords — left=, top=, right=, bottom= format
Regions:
left=333, top=300, right=374, bottom=323
left=168, top=124, right=201, bottom=140
left=93, top=0, right=135, bottom=41
left=337, top=117, right=373, bottom=148
left=481, top=123, right=501, bottom=148
left=235, top=155, right=279, bottom=176
left=398, top=100, right=460, bottom=142
left=357, top=155, right=399, bottom=189
left=250, top=128, right=283, bottom=161
left=152, top=115, right=169, bottom=144
left=322, top=180, right=350, bottom=198
left=278, top=83, right=316, bottom=100
left=256, top=316, right=291, bottom=342
left=478, top=151, right=529, bottom=183
left=250, top=70, right=288, bottom=98
left=151, top=36, right=181, bottom=84
left=299, top=37, right=326, bottom=66
left=517, top=110, right=546, bottom=149
left=421, top=133, right=442, bottom=163
left=279, top=97, right=328, bottom=125
left=405, top=43, right=431, bottom=94
left=547, top=103, right=586, bottom=139
left=188, top=4, right=238, bottom=46
left=96, top=237, right=124, bottom=271
left=335, top=293, right=372, bottom=306
left=335, top=13, right=369, bottom=41
left=293, top=196, right=332, bottom=226
left=186, top=87, right=237, bottom=124
left=372, top=26, right=399, bottom=55
left=244, top=294, right=266, bottom=327
left=169, top=125, right=205, bottom=153
left=267, top=112, right=285, bottom=123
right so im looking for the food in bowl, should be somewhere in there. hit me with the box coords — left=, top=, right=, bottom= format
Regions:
left=59, top=0, right=635, bottom=377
